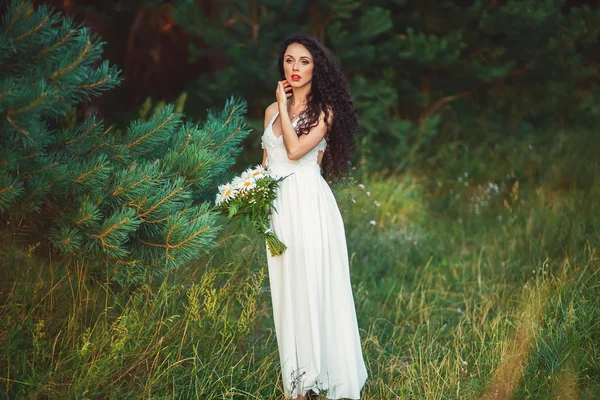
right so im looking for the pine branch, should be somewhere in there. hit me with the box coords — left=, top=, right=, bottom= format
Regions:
left=164, top=223, right=211, bottom=260
left=64, top=121, right=100, bottom=146
left=213, top=127, right=241, bottom=151
left=35, top=28, right=75, bottom=58
left=136, top=187, right=184, bottom=219
left=111, top=176, right=151, bottom=197
left=26, top=162, right=59, bottom=178
left=2, top=1, right=30, bottom=36
left=7, top=93, right=48, bottom=114
left=75, top=74, right=113, bottom=90
left=126, top=114, right=174, bottom=150
left=14, top=16, right=48, bottom=42
left=6, top=114, right=29, bottom=135
left=48, top=41, right=91, bottom=81
left=73, top=164, right=105, bottom=184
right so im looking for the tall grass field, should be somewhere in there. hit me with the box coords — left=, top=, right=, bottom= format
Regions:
left=1, top=130, right=599, bottom=399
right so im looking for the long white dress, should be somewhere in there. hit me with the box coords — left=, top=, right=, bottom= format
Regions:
left=261, top=111, right=368, bottom=400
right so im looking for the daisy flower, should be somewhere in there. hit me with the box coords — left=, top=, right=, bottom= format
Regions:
left=233, top=176, right=256, bottom=192
left=243, top=165, right=266, bottom=180
left=251, top=169, right=265, bottom=180
left=241, top=169, right=255, bottom=181
left=216, top=183, right=237, bottom=205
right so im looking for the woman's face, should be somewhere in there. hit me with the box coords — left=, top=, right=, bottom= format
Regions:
left=283, top=43, right=314, bottom=88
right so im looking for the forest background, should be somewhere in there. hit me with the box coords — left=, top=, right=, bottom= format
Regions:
left=1, top=0, right=600, bottom=398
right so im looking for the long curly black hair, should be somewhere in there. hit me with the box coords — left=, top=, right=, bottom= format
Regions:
left=277, top=34, right=358, bottom=179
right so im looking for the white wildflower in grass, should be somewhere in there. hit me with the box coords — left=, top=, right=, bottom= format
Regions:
left=369, top=220, right=376, bottom=226
left=358, top=183, right=365, bottom=191
left=468, top=180, right=501, bottom=216
left=213, top=166, right=290, bottom=256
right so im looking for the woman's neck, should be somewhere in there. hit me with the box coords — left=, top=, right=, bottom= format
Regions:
left=290, top=84, right=311, bottom=106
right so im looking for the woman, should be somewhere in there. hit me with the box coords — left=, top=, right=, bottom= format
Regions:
left=260, top=34, right=368, bottom=400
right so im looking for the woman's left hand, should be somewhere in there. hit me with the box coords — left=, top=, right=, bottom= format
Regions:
left=276, top=80, right=292, bottom=107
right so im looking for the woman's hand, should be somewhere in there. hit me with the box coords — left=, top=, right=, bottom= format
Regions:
left=276, top=80, right=292, bottom=108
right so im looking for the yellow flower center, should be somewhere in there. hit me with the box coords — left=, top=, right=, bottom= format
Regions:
left=225, top=189, right=232, bottom=196
left=243, top=181, right=251, bottom=187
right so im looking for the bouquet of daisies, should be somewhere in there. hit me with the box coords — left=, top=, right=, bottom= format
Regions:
left=214, top=165, right=288, bottom=256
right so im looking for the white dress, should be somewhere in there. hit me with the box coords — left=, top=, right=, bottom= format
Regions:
left=261, top=111, right=368, bottom=399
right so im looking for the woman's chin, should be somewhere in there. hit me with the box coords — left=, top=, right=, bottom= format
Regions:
left=289, top=80, right=310, bottom=88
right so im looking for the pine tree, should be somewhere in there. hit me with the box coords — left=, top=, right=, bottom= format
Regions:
left=0, top=0, right=250, bottom=283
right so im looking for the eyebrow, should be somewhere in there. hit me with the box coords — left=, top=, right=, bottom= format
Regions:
left=284, top=55, right=312, bottom=60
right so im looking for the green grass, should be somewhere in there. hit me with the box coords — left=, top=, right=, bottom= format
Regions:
left=1, top=129, right=599, bottom=399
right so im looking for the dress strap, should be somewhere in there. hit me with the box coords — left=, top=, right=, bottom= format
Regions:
left=268, top=110, right=280, bottom=128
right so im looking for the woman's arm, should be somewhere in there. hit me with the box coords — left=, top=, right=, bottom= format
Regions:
left=276, top=82, right=332, bottom=161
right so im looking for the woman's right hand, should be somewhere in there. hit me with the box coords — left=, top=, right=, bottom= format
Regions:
left=276, top=80, right=292, bottom=108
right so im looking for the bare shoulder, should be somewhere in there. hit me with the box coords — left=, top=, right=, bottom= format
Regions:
left=263, top=102, right=279, bottom=129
